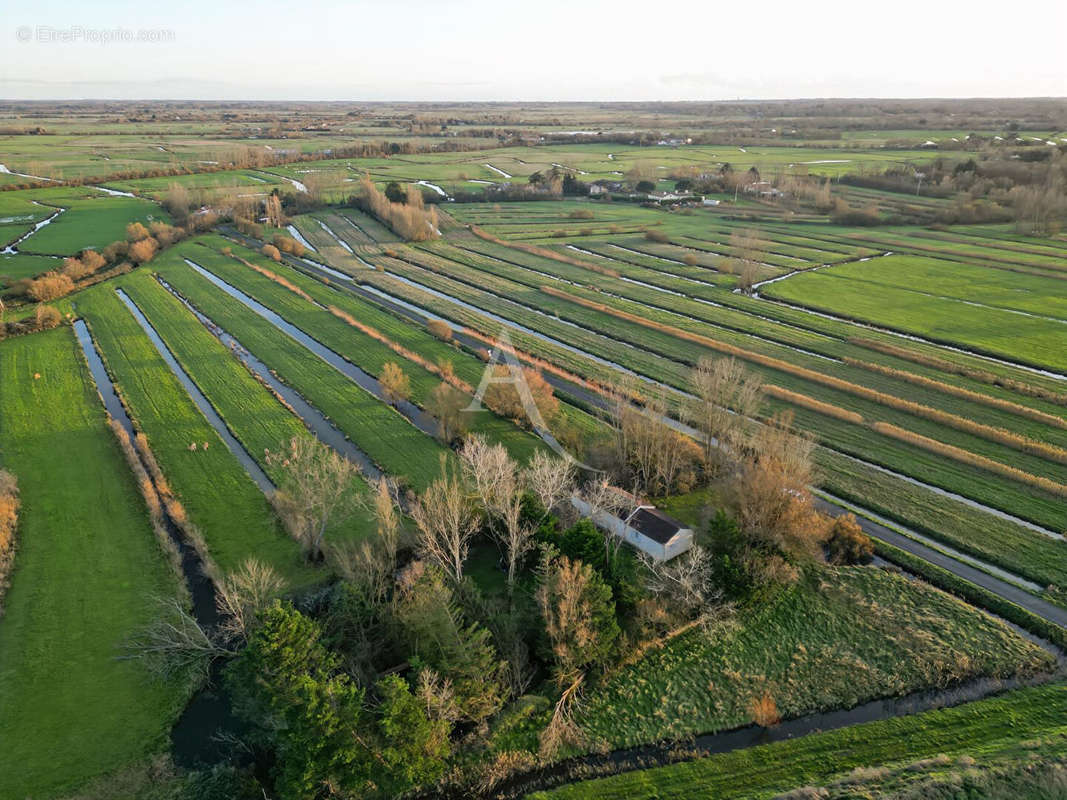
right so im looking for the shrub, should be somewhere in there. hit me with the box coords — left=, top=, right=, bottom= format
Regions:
left=125, top=221, right=151, bottom=242
left=149, top=221, right=183, bottom=247
left=426, top=319, right=452, bottom=341
left=27, top=272, right=74, bottom=301
left=101, top=240, right=129, bottom=264
left=62, top=256, right=92, bottom=280
left=0, top=470, right=20, bottom=614
left=261, top=244, right=282, bottom=262
left=128, top=237, right=158, bottom=264
left=568, top=209, right=594, bottom=220
left=379, top=362, right=411, bottom=406
left=272, top=235, right=306, bottom=258
left=483, top=366, right=558, bottom=425
left=750, top=690, right=780, bottom=727
left=825, top=513, right=874, bottom=565
left=81, top=249, right=107, bottom=272
left=35, top=305, right=62, bottom=330
left=644, top=229, right=669, bottom=243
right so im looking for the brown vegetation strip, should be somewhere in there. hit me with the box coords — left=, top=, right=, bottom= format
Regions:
left=761, top=385, right=864, bottom=424
left=850, top=337, right=1067, bottom=407
left=127, top=426, right=220, bottom=582
left=0, top=470, right=20, bottom=616
left=325, top=305, right=474, bottom=394
left=230, top=254, right=316, bottom=304
left=871, top=422, right=1067, bottom=498
left=107, top=420, right=184, bottom=580
left=469, top=225, right=621, bottom=277
left=540, top=285, right=1067, bottom=465
left=844, top=357, right=1067, bottom=430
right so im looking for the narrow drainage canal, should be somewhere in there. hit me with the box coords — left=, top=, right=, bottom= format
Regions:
left=157, top=276, right=382, bottom=482
left=115, top=288, right=274, bottom=493
left=286, top=223, right=316, bottom=252
left=317, top=219, right=356, bottom=254
left=476, top=666, right=1063, bottom=800
left=183, top=259, right=440, bottom=438
left=73, top=317, right=244, bottom=766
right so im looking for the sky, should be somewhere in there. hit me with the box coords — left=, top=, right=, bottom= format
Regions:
left=1, top=0, right=1065, bottom=101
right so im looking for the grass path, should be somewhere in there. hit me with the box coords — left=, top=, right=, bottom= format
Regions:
left=0, top=328, right=190, bottom=799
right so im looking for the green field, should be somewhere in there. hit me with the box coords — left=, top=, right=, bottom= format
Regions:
left=764, top=257, right=1067, bottom=372
left=0, top=328, right=192, bottom=800
left=15, top=192, right=169, bottom=256
left=573, top=567, right=1052, bottom=751
left=1, top=109, right=1065, bottom=798
left=531, top=682, right=1067, bottom=800
left=74, top=285, right=319, bottom=586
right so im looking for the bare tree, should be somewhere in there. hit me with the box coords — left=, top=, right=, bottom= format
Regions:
left=687, top=356, right=763, bottom=467
left=577, top=479, right=633, bottom=562
left=215, top=558, right=286, bottom=644
left=731, top=228, right=766, bottom=293
left=380, top=361, right=411, bottom=407
left=122, top=596, right=226, bottom=681
left=729, top=411, right=827, bottom=562
left=612, top=387, right=701, bottom=497
left=460, top=435, right=537, bottom=591
left=524, top=449, right=575, bottom=520
left=411, top=456, right=479, bottom=582
left=427, top=382, right=469, bottom=444
left=638, top=545, right=725, bottom=627
left=265, top=436, right=363, bottom=561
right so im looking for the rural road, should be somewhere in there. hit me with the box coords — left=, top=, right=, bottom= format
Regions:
left=243, top=236, right=1067, bottom=634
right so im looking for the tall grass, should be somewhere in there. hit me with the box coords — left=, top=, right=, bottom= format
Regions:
left=871, top=422, right=1067, bottom=499
left=850, top=337, right=1067, bottom=407
left=762, top=385, right=864, bottom=424
left=844, top=357, right=1067, bottom=430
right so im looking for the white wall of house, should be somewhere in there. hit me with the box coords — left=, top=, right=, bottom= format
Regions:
left=570, top=496, right=694, bottom=561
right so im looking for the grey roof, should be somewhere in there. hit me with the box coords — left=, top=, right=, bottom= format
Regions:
left=627, top=506, right=688, bottom=545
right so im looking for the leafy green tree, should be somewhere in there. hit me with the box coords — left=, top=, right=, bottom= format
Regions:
left=536, top=556, right=620, bottom=685
left=375, top=675, right=451, bottom=794
left=385, top=181, right=405, bottom=203
left=393, top=564, right=507, bottom=722
left=227, top=602, right=372, bottom=800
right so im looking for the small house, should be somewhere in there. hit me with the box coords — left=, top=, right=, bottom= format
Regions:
left=571, top=489, right=694, bottom=561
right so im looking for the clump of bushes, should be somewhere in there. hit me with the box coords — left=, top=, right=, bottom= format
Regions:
left=0, top=470, right=20, bottom=615
left=261, top=244, right=282, bottom=262
left=34, top=305, right=61, bottom=330
left=26, top=272, right=74, bottom=301
left=426, top=319, right=452, bottom=341
left=830, top=199, right=882, bottom=226
left=358, top=176, right=440, bottom=242
left=825, top=513, right=874, bottom=565
left=272, top=234, right=305, bottom=258
left=644, top=229, right=670, bottom=243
